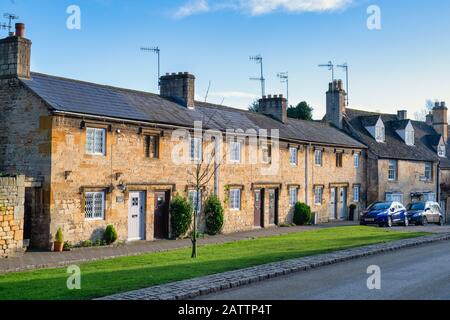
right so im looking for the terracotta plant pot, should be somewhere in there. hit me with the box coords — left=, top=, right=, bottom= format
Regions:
left=54, top=241, right=64, bottom=252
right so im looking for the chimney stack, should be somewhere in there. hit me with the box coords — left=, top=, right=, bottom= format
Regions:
left=426, top=112, right=433, bottom=126
left=160, top=72, right=196, bottom=109
left=325, top=79, right=346, bottom=129
left=397, top=110, right=408, bottom=120
left=258, top=94, right=288, bottom=123
left=432, top=101, right=448, bottom=143
left=0, top=23, right=31, bottom=79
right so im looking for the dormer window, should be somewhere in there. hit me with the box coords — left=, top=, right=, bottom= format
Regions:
left=364, top=117, right=385, bottom=143
left=405, top=127, right=415, bottom=146
left=438, top=144, right=446, bottom=157
left=375, top=124, right=385, bottom=143
left=396, top=121, right=414, bottom=146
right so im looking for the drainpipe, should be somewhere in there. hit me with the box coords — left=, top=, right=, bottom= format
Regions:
left=305, top=144, right=310, bottom=205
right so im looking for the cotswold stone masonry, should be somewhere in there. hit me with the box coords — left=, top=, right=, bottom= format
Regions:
left=0, top=175, right=25, bottom=258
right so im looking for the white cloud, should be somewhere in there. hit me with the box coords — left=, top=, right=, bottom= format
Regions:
left=175, top=0, right=353, bottom=18
left=174, top=0, right=210, bottom=18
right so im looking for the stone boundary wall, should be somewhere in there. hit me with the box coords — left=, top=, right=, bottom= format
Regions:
left=0, top=175, right=25, bottom=258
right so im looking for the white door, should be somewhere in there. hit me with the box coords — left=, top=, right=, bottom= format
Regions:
left=339, top=188, right=347, bottom=219
left=128, top=192, right=145, bottom=241
left=330, top=188, right=337, bottom=220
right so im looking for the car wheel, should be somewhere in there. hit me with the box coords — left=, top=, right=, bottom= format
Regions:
left=387, top=217, right=393, bottom=228
left=422, top=217, right=428, bottom=226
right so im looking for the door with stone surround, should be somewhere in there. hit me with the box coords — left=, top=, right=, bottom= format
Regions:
left=330, top=187, right=337, bottom=220
left=154, top=191, right=170, bottom=239
left=268, top=189, right=279, bottom=225
left=128, top=191, right=146, bottom=241
left=254, top=189, right=264, bottom=228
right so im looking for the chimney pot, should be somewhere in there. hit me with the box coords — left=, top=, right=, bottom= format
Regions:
left=441, top=101, right=446, bottom=108
left=15, top=23, right=25, bottom=37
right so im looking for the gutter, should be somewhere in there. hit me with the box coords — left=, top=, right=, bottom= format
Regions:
left=52, top=110, right=367, bottom=150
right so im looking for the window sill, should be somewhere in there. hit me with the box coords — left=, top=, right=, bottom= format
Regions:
left=85, top=218, right=105, bottom=222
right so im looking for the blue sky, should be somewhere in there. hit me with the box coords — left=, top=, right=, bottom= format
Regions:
left=2, top=0, right=450, bottom=119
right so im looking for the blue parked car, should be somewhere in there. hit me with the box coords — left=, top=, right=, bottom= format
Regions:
left=360, top=201, right=409, bottom=227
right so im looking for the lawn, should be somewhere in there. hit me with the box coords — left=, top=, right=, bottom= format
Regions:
left=0, top=226, right=428, bottom=300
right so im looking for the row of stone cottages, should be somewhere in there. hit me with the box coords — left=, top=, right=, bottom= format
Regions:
left=0, top=23, right=449, bottom=254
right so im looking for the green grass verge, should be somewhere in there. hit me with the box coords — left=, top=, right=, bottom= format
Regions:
left=0, top=226, right=428, bottom=300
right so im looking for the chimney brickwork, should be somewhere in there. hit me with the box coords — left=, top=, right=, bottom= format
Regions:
left=160, top=72, right=196, bottom=109
left=258, top=94, right=288, bottom=123
left=433, top=101, right=448, bottom=142
left=0, top=23, right=31, bottom=80
left=325, top=79, right=346, bottom=129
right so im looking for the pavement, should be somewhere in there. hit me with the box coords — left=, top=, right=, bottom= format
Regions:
left=199, top=240, right=450, bottom=300
left=0, top=221, right=357, bottom=274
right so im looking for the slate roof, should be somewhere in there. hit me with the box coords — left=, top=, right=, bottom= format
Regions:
left=20, top=72, right=366, bottom=149
left=344, top=108, right=441, bottom=162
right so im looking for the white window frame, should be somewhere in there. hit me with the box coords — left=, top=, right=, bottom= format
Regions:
left=85, top=192, right=105, bottom=220
left=424, top=162, right=433, bottom=181
left=188, top=190, right=202, bottom=213
left=190, top=137, right=203, bottom=161
left=314, top=187, right=323, bottom=206
left=438, top=145, right=446, bottom=158
left=405, top=128, right=415, bottom=146
left=86, top=127, right=106, bottom=156
left=354, top=154, right=360, bottom=168
left=315, top=150, right=323, bottom=166
left=385, top=193, right=403, bottom=203
left=353, top=186, right=360, bottom=202
left=289, top=147, right=298, bottom=166
left=230, top=141, right=242, bottom=163
left=289, top=187, right=298, bottom=206
left=375, top=125, right=385, bottom=143
left=229, top=189, right=241, bottom=211
left=388, top=160, right=397, bottom=181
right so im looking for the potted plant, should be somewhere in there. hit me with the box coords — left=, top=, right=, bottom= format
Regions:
left=54, top=228, right=64, bottom=252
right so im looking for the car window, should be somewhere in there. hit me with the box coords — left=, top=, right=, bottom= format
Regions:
left=407, top=203, right=425, bottom=210
left=369, top=202, right=391, bottom=210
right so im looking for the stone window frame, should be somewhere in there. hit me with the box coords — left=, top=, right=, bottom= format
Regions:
left=84, top=191, right=105, bottom=221
left=189, top=137, right=203, bottom=162
left=289, top=186, right=299, bottom=206
left=85, top=127, right=107, bottom=156
left=187, top=189, right=202, bottom=214
left=314, top=185, right=324, bottom=206
left=229, top=140, right=242, bottom=163
left=353, top=185, right=360, bottom=202
left=315, top=149, right=323, bottom=167
left=424, top=162, right=433, bottom=182
left=229, top=188, right=242, bottom=211
left=354, top=153, right=360, bottom=168
left=438, top=144, right=446, bottom=158
left=144, top=134, right=160, bottom=159
left=335, top=152, right=343, bottom=168
left=289, top=147, right=298, bottom=166
left=388, top=160, right=398, bottom=181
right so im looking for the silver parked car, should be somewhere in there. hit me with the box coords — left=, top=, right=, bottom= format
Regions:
left=406, top=201, right=445, bottom=226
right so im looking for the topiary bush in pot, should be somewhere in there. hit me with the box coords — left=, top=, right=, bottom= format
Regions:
left=170, top=195, right=193, bottom=239
left=204, top=194, right=224, bottom=235
left=293, top=202, right=312, bottom=226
